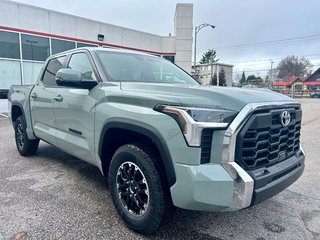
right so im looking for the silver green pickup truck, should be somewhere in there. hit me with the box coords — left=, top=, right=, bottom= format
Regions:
left=8, top=47, right=305, bottom=234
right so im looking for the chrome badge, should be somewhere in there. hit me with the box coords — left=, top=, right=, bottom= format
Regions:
left=280, top=110, right=291, bottom=127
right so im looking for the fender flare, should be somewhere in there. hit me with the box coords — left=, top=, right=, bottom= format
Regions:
left=98, top=118, right=176, bottom=187
left=10, top=101, right=26, bottom=124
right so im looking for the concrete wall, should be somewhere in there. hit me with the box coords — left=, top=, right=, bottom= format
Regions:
left=174, top=3, right=193, bottom=72
left=197, top=63, right=233, bottom=87
left=0, top=0, right=177, bottom=55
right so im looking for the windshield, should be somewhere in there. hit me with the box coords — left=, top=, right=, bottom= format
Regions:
left=97, top=51, right=199, bottom=85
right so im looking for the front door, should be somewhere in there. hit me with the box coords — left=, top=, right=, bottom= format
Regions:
left=53, top=52, right=99, bottom=164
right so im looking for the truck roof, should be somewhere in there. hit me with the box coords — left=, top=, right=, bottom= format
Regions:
left=50, top=47, right=153, bottom=59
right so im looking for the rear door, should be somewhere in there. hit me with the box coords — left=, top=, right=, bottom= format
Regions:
left=30, top=56, right=66, bottom=143
left=53, top=51, right=99, bottom=164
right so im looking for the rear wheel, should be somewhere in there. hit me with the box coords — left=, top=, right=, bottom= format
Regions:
left=108, top=143, right=173, bottom=235
left=14, top=116, right=39, bottom=156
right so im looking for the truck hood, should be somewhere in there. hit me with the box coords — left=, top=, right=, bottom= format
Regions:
left=118, top=83, right=296, bottom=112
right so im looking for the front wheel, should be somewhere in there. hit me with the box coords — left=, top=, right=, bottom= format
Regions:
left=108, top=144, right=173, bottom=235
left=14, top=116, right=39, bottom=156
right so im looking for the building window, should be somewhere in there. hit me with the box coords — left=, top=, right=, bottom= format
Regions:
left=0, top=31, right=20, bottom=59
left=42, top=56, right=66, bottom=86
left=51, top=38, right=75, bottom=55
left=77, top=42, right=98, bottom=48
left=21, top=34, right=50, bottom=61
left=23, top=62, right=44, bottom=84
left=0, top=60, right=21, bottom=88
left=163, top=55, right=175, bottom=63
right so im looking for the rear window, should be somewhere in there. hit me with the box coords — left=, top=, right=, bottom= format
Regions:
left=42, top=56, right=66, bottom=86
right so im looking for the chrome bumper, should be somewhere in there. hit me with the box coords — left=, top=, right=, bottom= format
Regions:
left=221, top=101, right=302, bottom=210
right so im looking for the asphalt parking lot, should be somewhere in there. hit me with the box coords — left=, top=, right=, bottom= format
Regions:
left=0, top=98, right=319, bottom=240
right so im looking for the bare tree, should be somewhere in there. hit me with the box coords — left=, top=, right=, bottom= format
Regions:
left=277, top=55, right=313, bottom=78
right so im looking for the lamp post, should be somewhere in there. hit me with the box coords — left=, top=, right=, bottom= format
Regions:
left=193, top=23, right=215, bottom=79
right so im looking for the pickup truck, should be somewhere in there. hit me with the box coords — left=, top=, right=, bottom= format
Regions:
left=8, top=47, right=305, bottom=234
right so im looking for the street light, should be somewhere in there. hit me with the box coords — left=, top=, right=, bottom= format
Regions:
left=193, top=23, right=215, bottom=79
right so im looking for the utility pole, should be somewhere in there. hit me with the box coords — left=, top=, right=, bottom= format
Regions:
left=217, top=64, right=220, bottom=86
left=270, top=60, right=274, bottom=89
left=209, top=49, right=214, bottom=83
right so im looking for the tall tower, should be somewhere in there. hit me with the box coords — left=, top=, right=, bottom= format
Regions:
left=174, top=4, right=193, bottom=73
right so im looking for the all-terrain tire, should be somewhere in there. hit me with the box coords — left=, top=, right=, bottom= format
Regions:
left=108, top=143, right=174, bottom=235
left=14, top=116, right=39, bottom=156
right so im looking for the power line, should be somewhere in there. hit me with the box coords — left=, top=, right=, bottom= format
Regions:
left=215, top=34, right=320, bottom=50
left=233, top=64, right=320, bottom=74
left=197, top=34, right=320, bottom=54
left=223, top=53, right=320, bottom=64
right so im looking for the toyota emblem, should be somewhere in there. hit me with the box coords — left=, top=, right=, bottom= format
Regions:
left=280, top=110, right=291, bottom=127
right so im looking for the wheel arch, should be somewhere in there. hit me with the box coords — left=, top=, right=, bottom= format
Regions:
left=11, top=102, right=25, bottom=123
left=98, top=118, right=176, bottom=187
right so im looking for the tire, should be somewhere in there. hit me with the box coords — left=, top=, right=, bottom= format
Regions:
left=108, top=143, right=173, bottom=235
left=14, top=116, right=39, bottom=156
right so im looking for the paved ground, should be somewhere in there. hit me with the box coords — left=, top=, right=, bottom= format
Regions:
left=0, top=99, right=8, bottom=115
left=0, top=98, right=319, bottom=240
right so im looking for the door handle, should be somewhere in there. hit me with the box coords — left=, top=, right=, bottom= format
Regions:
left=31, top=92, right=37, bottom=99
left=53, top=95, right=63, bottom=102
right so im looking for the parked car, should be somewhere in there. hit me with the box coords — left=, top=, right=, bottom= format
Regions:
left=310, top=91, right=320, bottom=98
left=8, top=47, right=305, bottom=234
left=0, top=89, right=8, bottom=99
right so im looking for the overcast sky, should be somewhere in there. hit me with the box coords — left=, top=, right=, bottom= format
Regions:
left=12, top=0, right=320, bottom=79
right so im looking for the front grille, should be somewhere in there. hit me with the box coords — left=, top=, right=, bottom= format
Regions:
left=236, top=107, right=301, bottom=170
left=200, top=129, right=214, bottom=164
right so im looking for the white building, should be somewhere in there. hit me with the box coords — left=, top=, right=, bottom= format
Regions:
left=0, top=0, right=193, bottom=89
left=192, top=63, right=234, bottom=86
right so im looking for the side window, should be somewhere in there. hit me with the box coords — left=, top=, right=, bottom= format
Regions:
left=68, top=53, right=96, bottom=80
left=42, top=56, right=66, bottom=86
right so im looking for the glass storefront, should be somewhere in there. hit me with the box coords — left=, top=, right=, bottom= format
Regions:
left=0, top=30, right=78, bottom=88
left=0, top=31, right=20, bottom=59
left=0, top=60, right=21, bottom=88
left=77, top=42, right=98, bottom=48
left=0, top=29, right=174, bottom=90
left=163, top=55, right=175, bottom=63
left=22, top=62, right=44, bottom=84
left=52, top=38, right=75, bottom=55
left=21, top=34, right=50, bottom=61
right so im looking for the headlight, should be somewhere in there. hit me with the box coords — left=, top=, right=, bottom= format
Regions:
left=154, top=105, right=237, bottom=146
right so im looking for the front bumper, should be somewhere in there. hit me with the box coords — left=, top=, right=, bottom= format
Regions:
left=170, top=101, right=305, bottom=211
left=249, top=151, right=305, bottom=205
left=170, top=148, right=305, bottom=211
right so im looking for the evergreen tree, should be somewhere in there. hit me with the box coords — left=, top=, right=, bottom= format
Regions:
left=199, top=50, right=219, bottom=64
left=247, top=75, right=263, bottom=86
left=240, top=71, right=246, bottom=85
left=211, top=68, right=226, bottom=86
left=219, top=68, right=226, bottom=86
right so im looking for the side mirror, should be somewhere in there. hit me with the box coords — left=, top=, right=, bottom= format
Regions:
left=55, top=68, right=98, bottom=89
